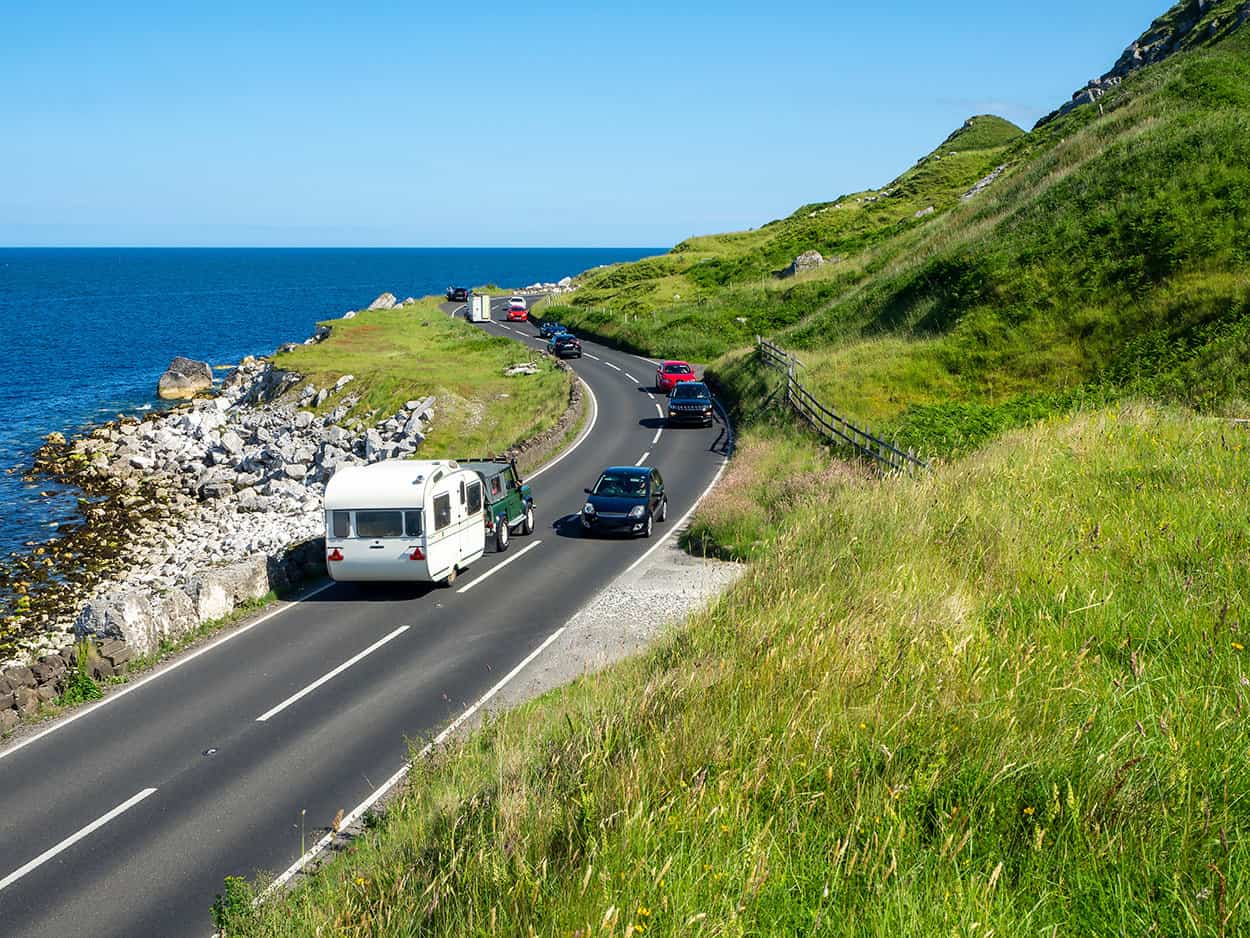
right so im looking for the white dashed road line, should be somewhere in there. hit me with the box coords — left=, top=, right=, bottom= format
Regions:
left=585, top=353, right=601, bottom=361
left=256, top=626, right=409, bottom=722
left=625, top=373, right=638, bottom=383
left=654, top=402, right=663, bottom=416
left=456, top=540, right=543, bottom=594
left=635, top=451, right=650, bottom=465
left=652, top=428, right=662, bottom=445
left=0, top=788, right=159, bottom=892
left=605, top=362, right=622, bottom=372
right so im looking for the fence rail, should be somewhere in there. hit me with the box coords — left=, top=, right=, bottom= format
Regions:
left=757, top=337, right=927, bottom=473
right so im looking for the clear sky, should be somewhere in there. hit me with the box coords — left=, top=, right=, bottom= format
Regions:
left=1, top=1, right=1167, bottom=247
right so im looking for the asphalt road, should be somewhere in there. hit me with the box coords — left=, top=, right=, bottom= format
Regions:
left=0, top=296, right=729, bottom=937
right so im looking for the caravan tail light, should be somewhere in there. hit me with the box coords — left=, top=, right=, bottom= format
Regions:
left=327, top=548, right=344, bottom=562
left=409, top=547, right=425, bottom=561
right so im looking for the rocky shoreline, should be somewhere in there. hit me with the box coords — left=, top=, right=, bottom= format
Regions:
left=0, top=291, right=576, bottom=728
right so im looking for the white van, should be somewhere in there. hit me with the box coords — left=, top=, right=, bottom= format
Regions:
left=324, top=459, right=486, bottom=585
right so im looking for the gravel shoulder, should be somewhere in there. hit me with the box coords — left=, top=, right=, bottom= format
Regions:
left=483, top=535, right=744, bottom=717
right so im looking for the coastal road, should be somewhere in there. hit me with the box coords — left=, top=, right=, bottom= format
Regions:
left=0, top=297, right=729, bottom=937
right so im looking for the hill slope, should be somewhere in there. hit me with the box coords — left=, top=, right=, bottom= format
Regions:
left=545, top=0, right=1250, bottom=455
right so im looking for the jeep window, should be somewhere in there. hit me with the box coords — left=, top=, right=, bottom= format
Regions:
left=404, top=510, right=423, bottom=537
left=355, top=510, right=403, bottom=539
left=490, top=476, right=502, bottom=497
left=433, top=493, right=452, bottom=531
left=671, top=383, right=708, bottom=399
left=329, top=510, right=351, bottom=539
left=467, top=481, right=482, bottom=514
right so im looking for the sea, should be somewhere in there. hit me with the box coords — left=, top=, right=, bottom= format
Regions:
left=0, top=247, right=659, bottom=559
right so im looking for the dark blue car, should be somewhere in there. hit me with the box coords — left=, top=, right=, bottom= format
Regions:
left=581, top=466, right=667, bottom=537
left=538, top=321, right=566, bottom=338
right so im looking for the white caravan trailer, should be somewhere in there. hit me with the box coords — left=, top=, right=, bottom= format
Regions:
left=324, top=459, right=486, bottom=585
left=468, top=293, right=491, bottom=322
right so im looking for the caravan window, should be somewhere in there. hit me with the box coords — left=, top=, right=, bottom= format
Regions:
left=404, top=510, right=423, bottom=537
left=355, top=510, right=403, bottom=538
left=459, top=480, right=466, bottom=505
left=467, top=480, right=482, bottom=514
left=329, top=511, right=351, bottom=539
left=433, top=493, right=452, bottom=530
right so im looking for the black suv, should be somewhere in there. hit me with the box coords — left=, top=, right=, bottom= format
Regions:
left=666, top=381, right=714, bottom=427
left=446, top=286, right=469, bottom=302
left=547, top=333, right=582, bottom=358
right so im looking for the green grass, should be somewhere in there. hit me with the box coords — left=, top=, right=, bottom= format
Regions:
left=231, top=404, right=1250, bottom=937
left=274, top=299, right=572, bottom=457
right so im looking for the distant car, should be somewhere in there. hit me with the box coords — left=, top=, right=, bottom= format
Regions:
left=666, top=381, right=714, bottom=427
left=581, top=466, right=667, bottom=538
left=538, top=321, right=566, bottom=338
left=506, top=297, right=529, bottom=322
left=446, top=286, right=469, bottom=302
left=547, top=332, right=582, bottom=358
left=656, top=360, right=697, bottom=393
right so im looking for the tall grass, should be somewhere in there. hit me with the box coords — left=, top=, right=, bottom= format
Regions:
left=232, top=405, right=1249, bottom=936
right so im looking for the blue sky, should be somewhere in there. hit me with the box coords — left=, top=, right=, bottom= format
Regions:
left=1, top=1, right=1167, bottom=247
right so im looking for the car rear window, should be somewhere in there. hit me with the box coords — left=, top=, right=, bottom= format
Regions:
left=663, top=363, right=692, bottom=374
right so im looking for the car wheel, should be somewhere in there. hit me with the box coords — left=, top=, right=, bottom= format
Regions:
left=641, top=513, right=653, bottom=538
left=522, top=504, right=535, bottom=535
left=495, top=518, right=509, bottom=552
left=444, top=565, right=458, bottom=586
left=657, top=497, right=668, bottom=522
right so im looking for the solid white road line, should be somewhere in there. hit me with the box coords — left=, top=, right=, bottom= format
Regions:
left=652, top=427, right=662, bottom=445
left=260, top=622, right=573, bottom=901
left=528, top=377, right=597, bottom=481
left=623, top=399, right=734, bottom=576
left=625, top=373, right=638, bottom=383
left=456, top=540, right=543, bottom=594
left=255, top=626, right=409, bottom=723
left=584, top=353, right=601, bottom=361
left=605, top=361, right=622, bottom=371
left=0, top=787, right=158, bottom=892
left=636, top=451, right=650, bottom=465
left=0, top=580, right=337, bottom=764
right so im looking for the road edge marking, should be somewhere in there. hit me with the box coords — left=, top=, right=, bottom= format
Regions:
left=0, top=580, right=336, bottom=764
left=259, top=622, right=571, bottom=900
left=0, top=787, right=158, bottom=892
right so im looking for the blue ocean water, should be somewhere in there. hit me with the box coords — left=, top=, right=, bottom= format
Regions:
left=0, top=247, right=658, bottom=558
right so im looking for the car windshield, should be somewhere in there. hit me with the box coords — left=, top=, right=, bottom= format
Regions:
left=592, top=472, right=648, bottom=498
left=663, top=363, right=692, bottom=374
left=671, top=383, right=708, bottom=399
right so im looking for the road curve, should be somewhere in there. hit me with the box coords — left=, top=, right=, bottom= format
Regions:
left=0, top=298, right=729, bottom=937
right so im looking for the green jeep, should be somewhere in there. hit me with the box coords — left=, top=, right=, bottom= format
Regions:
left=458, top=457, right=536, bottom=551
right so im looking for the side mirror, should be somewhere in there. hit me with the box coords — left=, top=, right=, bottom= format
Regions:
left=584, top=487, right=592, bottom=494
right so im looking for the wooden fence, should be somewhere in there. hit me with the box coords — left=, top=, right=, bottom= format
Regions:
left=757, top=337, right=928, bottom=473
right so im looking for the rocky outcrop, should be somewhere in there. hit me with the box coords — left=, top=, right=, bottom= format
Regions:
left=961, top=165, right=1007, bottom=202
left=157, top=357, right=213, bottom=400
left=366, top=293, right=397, bottom=310
left=780, top=251, right=826, bottom=278
left=1037, top=0, right=1250, bottom=126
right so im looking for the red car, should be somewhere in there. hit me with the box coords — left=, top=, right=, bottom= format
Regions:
left=655, top=360, right=697, bottom=393
left=506, top=296, right=529, bottom=322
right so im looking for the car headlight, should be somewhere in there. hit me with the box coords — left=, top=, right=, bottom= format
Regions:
left=628, top=505, right=646, bottom=519
left=583, top=502, right=596, bottom=514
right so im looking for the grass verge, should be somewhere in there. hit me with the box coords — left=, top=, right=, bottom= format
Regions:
left=228, top=403, right=1249, bottom=936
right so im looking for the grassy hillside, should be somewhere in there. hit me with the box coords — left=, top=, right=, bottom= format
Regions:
left=545, top=14, right=1249, bottom=456
left=274, top=299, right=571, bottom=457
left=225, top=405, right=1250, bottom=937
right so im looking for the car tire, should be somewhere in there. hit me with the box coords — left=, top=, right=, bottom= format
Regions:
left=522, top=504, right=535, bottom=535
left=657, top=498, right=668, bottom=522
left=495, top=518, right=509, bottom=552
left=641, top=513, right=653, bottom=538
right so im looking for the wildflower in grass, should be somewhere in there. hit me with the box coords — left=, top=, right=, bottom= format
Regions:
left=1233, top=642, right=1244, bottom=651
left=1023, top=806, right=1035, bottom=816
